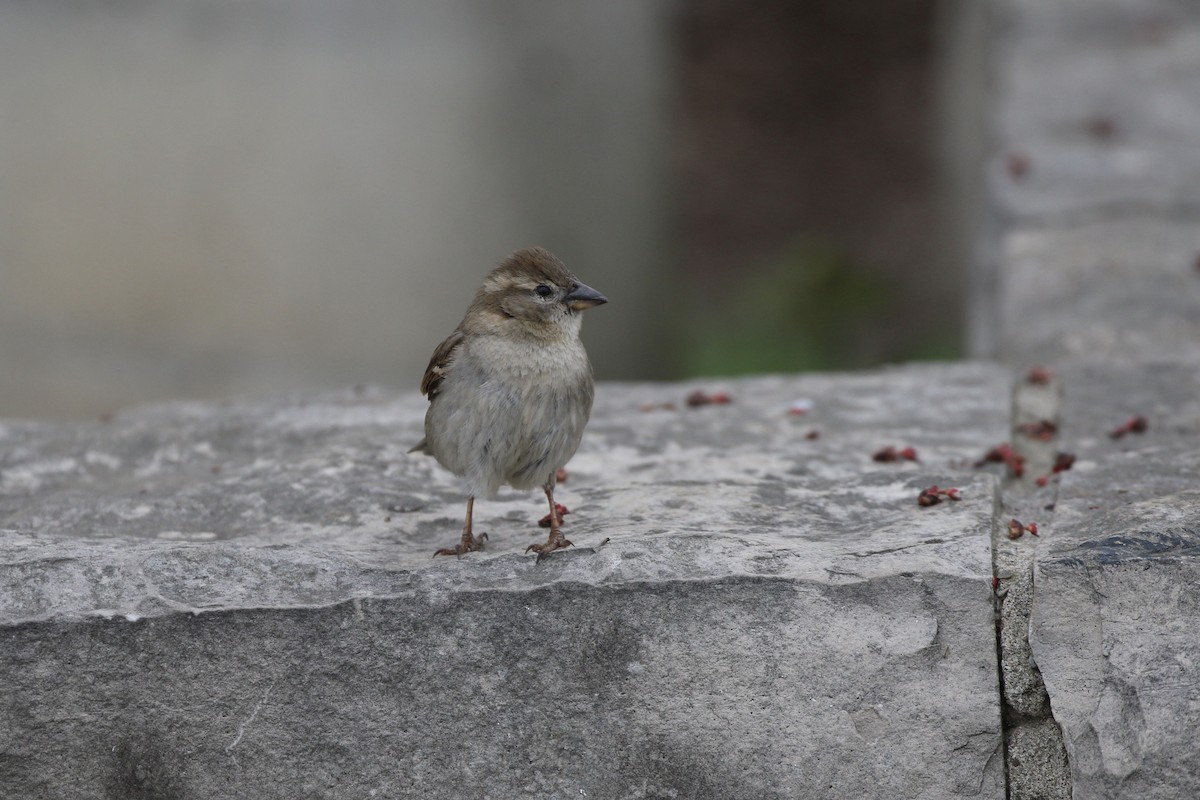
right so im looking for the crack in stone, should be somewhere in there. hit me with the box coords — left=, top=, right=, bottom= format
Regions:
left=226, top=683, right=275, bottom=758
left=993, top=373, right=1073, bottom=800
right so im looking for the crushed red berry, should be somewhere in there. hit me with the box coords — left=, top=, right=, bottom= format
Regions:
left=686, top=389, right=732, bottom=408
left=538, top=503, right=571, bottom=528
left=1109, top=415, right=1148, bottom=439
left=918, top=485, right=961, bottom=507
left=1017, top=420, right=1057, bottom=441
left=1026, top=366, right=1054, bottom=385
left=1052, top=452, right=1075, bottom=473
left=975, top=443, right=1026, bottom=477
left=874, top=445, right=918, bottom=463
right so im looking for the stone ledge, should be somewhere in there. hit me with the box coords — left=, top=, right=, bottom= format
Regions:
left=1, top=365, right=1009, bottom=799
left=1, top=365, right=1011, bottom=622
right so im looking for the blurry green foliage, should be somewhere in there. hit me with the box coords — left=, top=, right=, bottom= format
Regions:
left=679, top=237, right=959, bottom=376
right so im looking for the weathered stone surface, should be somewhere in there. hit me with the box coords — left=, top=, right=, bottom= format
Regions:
left=1, top=365, right=1009, bottom=798
left=1005, top=718, right=1071, bottom=800
left=998, top=219, right=1200, bottom=367
left=989, top=0, right=1200, bottom=221
left=1028, top=361, right=1200, bottom=799
left=983, top=0, right=1200, bottom=367
left=977, top=1, right=1200, bottom=796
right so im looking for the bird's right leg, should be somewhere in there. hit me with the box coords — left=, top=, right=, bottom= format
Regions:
left=433, top=496, right=488, bottom=557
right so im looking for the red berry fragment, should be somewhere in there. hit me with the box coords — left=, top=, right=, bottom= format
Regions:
left=1035, top=452, right=1076, bottom=486
left=975, top=443, right=1026, bottom=477
left=1006, top=519, right=1039, bottom=540
left=787, top=398, right=814, bottom=416
left=992, top=576, right=1001, bottom=593
left=555, top=467, right=569, bottom=483
left=1007, top=152, right=1031, bottom=179
left=1109, top=415, right=1148, bottom=439
left=874, top=445, right=919, bottom=463
left=918, top=485, right=961, bottom=507
left=538, top=503, right=571, bottom=528
left=686, top=389, right=732, bottom=408
left=1026, top=366, right=1054, bottom=385
left=1017, top=420, right=1057, bottom=441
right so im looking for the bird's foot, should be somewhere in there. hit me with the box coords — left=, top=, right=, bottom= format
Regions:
left=525, top=531, right=574, bottom=562
left=433, top=531, right=488, bottom=558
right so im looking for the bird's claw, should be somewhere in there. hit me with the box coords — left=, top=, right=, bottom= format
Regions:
left=526, top=534, right=574, bottom=562
left=433, top=531, right=488, bottom=558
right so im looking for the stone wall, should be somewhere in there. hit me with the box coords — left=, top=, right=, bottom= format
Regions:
left=981, top=1, right=1200, bottom=797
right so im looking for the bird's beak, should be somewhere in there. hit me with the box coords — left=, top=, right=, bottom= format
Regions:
left=564, top=282, right=608, bottom=311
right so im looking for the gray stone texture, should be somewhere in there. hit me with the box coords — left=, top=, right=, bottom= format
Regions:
left=985, top=0, right=1200, bottom=797
left=1028, top=362, right=1200, bottom=799
left=988, top=0, right=1200, bottom=367
left=1, top=366, right=1008, bottom=799
left=989, top=0, right=1200, bottom=222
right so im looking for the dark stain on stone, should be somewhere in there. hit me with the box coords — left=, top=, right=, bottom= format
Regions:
left=613, top=734, right=760, bottom=800
left=1075, top=528, right=1200, bottom=564
left=106, top=736, right=186, bottom=800
left=574, top=617, right=642, bottom=692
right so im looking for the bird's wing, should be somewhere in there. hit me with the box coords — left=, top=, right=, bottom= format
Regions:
left=419, top=329, right=465, bottom=398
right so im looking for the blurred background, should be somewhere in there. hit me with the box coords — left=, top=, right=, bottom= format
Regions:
left=0, top=0, right=986, bottom=420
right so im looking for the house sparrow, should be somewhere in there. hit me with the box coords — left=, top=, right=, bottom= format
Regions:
left=410, top=247, right=607, bottom=559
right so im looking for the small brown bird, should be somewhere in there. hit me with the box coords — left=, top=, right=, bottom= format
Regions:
left=411, top=247, right=607, bottom=558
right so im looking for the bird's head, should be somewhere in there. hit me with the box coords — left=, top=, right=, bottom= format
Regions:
left=471, top=247, right=607, bottom=337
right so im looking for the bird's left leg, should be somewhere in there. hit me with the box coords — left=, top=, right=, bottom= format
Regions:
left=526, top=481, right=573, bottom=560
left=434, top=496, right=488, bottom=557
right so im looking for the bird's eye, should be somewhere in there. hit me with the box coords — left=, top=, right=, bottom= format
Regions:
left=535, top=284, right=553, bottom=298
